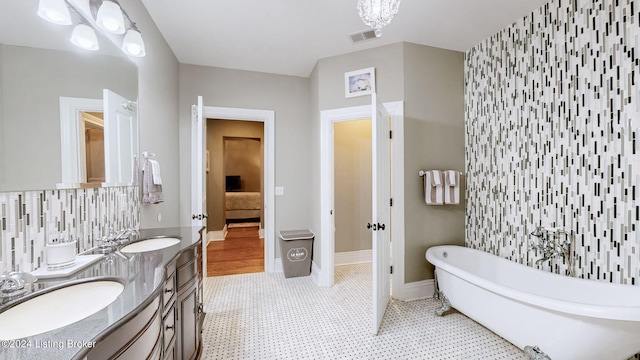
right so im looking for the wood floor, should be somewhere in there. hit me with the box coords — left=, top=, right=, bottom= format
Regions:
left=206, top=225, right=264, bottom=276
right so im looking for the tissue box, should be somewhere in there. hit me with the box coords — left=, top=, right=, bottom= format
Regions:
left=45, top=241, right=77, bottom=268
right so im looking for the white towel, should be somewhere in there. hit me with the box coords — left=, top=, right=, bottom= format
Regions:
left=444, top=170, right=460, bottom=205
left=149, top=159, right=162, bottom=185
left=424, top=170, right=444, bottom=205
left=142, top=160, right=164, bottom=204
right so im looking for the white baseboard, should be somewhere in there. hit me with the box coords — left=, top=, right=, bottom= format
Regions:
left=334, top=249, right=372, bottom=265
left=401, top=279, right=435, bottom=301
left=274, top=258, right=283, bottom=273
left=311, top=261, right=322, bottom=286
left=207, top=228, right=226, bottom=244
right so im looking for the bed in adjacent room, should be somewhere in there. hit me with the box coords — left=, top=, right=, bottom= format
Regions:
left=225, top=191, right=261, bottom=223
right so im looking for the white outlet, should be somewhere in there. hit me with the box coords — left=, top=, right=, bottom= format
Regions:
left=275, top=186, right=285, bottom=196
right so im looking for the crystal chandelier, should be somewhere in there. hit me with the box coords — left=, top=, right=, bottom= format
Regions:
left=357, top=0, right=401, bottom=33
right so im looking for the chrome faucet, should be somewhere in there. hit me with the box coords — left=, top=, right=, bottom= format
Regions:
left=0, top=272, right=37, bottom=298
left=97, top=227, right=139, bottom=252
left=115, top=227, right=139, bottom=244
left=529, top=226, right=575, bottom=276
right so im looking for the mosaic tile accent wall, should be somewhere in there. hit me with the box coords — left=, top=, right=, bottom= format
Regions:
left=0, top=187, right=139, bottom=273
left=465, top=0, right=640, bottom=284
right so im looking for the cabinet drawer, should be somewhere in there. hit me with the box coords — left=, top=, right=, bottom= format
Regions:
left=166, top=259, right=176, bottom=279
left=163, top=305, right=176, bottom=353
left=88, top=297, right=162, bottom=360
left=163, top=273, right=176, bottom=311
left=177, top=260, right=196, bottom=290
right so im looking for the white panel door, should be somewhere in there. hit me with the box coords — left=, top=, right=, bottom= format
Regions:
left=103, top=89, right=138, bottom=186
left=191, top=96, right=207, bottom=227
left=371, top=93, right=391, bottom=335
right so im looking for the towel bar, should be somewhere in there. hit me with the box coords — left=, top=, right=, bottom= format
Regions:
left=419, top=170, right=464, bottom=177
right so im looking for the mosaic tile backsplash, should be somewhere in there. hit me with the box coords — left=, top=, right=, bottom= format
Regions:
left=465, top=0, right=640, bottom=284
left=0, top=187, right=140, bottom=273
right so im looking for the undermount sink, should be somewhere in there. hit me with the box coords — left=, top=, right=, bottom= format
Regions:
left=0, top=280, right=124, bottom=340
left=120, top=237, right=181, bottom=253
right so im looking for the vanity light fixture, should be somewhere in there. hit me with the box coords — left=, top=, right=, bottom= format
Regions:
left=70, top=23, right=99, bottom=51
left=357, top=0, right=401, bottom=34
left=95, top=0, right=125, bottom=34
left=37, top=0, right=146, bottom=57
left=122, top=28, right=145, bottom=57
left=37, top=0, right=72, bottom=25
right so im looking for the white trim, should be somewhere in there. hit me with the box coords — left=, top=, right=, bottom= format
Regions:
left=335, top=250, right=372, bottom=265
left=310, top=261, right=322, bottom=285
left=386, top=101, right=405, bottom=301
left=403, top=279, right=435, bottom=301
left=203, top=106, right=276, bottom=273
left=58, top=97, right=102, bottom=188
left=319, top=102, right=404, bottom=291
left=274, top=258, right=283, bottom=273
left=320, top=105, right=371, bottom=287
left=207, top=229, right=226, bottom=243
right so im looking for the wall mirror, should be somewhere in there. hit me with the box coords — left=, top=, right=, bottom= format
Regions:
left=0, top=0, right=138, bottom=192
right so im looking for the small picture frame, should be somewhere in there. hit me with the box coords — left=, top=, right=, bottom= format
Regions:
left=345, top=67, right=375, bottom=98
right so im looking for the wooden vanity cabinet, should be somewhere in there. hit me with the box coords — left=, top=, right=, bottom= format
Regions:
left=175, top=247, right=202, bottom=360
left=85, top=242, right=203, bottom=360
left=86, top=296, right=163, bottom=360
left=163, top=259, right=177, bottom=360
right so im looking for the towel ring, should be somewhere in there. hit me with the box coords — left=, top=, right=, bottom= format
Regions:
left=143, top=151, right=156, bottom=159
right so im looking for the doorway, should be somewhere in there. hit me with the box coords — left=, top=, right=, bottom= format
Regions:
left=319, top=99, right=405, bottom=334
left=334, top=119, right=373, bottom=265
left=206, top=119, right=265, bottom=276
left=196, top=105, right=276, bottom=278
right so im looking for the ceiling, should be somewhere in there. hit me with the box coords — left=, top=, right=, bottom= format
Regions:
left=141, top=0, right=551, bottom=77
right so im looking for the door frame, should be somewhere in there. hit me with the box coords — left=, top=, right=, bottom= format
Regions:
left=203, top=106, right=276, bottom=273
left=319, top=101, right=404, bottom=297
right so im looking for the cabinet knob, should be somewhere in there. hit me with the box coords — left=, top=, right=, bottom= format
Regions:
left=165, top=325, right=174, bottom=331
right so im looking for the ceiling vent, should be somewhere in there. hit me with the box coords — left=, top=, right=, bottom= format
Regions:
left=349, top=29, right=380, bottom=44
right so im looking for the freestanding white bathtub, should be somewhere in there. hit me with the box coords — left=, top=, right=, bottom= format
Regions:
left=426, top=245, right=640, bottom=360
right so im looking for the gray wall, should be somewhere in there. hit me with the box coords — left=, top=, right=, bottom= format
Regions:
left=402, top=43, right=465, bottom=282
left=334, top=119, right=372, bottom=253
left=178, top=65, right=313, bottom=256
left=312, top=42, right=404, bottom=268
left=127, top=0, right=181, bottom=228
left=312, top=42, right=464, bottom=283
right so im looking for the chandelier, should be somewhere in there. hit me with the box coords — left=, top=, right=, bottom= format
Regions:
left=357, top=0, right=401, bottom=33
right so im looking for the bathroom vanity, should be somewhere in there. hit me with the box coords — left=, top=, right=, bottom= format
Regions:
left=0, top=227, right=204, bottom=360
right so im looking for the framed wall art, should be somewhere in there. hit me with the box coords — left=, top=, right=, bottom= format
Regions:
left=345, top=67, right=375, bottom=98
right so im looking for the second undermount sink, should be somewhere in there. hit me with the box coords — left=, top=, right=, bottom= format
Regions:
left=120, top=237, right=181, bottom=253
left=0, top=280, right=124, bottom=340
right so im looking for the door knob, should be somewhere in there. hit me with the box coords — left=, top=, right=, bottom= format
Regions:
left=367, top=223, right=378, bottom=231
left=377, top=223, right=385, bottom=231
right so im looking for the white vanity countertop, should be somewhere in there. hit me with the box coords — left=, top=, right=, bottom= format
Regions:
left=0, top=226, right=204, bottom=360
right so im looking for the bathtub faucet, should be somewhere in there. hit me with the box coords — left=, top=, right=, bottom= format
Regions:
left=529, top=227, right=574, bottom=273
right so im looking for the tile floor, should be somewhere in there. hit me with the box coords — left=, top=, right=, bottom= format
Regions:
left=201, top=263, right=527, bottom=360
